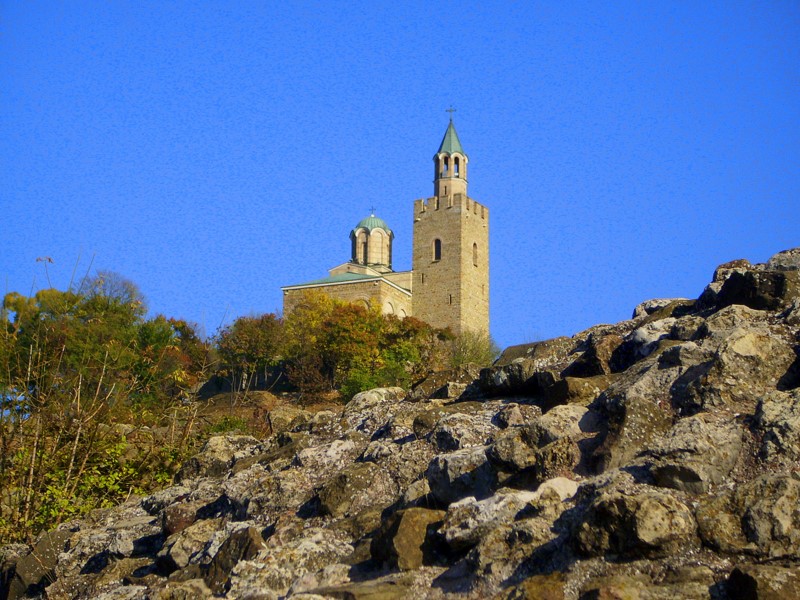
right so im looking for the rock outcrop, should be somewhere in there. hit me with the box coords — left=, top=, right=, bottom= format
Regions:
left=2, top=248, right=799, bottom=599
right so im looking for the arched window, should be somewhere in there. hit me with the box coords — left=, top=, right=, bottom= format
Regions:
left=433, top=239, right=442, bottom=261
left=454, top=156, right=460, bottom=176
left=473, top=242, right=478, bottom=266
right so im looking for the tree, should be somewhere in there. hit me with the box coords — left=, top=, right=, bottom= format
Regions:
left=0, top=278, right=209, bottom=542
left=215, top=313, right=283, bottom=393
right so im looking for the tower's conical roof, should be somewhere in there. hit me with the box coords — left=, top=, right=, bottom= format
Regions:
left=437, top=120, right=466, bottom=156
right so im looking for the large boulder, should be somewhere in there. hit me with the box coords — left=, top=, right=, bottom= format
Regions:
left=204, top=526, right=266, bottom=594
left=494, top=336, right=575, bottom=368
left=175, top=435, right=262, bottom=482
left=715, top=269, right=800, bottom=311
left=406, top=365, right=481, bottom=401
left=754, top=388, right=800, bottom=464
left=318, top=461, right=399, bottom=518
left=2, top=529, right=72, bottom=600
left=767, top=247, right=800, bottom=271
left=726, top=563, right=800, bottom=600
left=487, top=425, right=581, bottom=484
left=440, top=479, right=577, bottom=552
left=593, top=354, right=678, bottom=471
left=426, top=445, right=497, bottom=506
left=430, top=412, right=494, bottom=452
left=575, top=489, right=698, bottom=558
left=696, top=473, right=800, bottom=558
left=226, top=528, right=353, bottom=598
left=673, top=327, right=796, bottom=415
left=370, top=507, right=446, bottom=570
left=646, top=415, right=743, bottom=494
left=341, top=387, right=406, bottom=437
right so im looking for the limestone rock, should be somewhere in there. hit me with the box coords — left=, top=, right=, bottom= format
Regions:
left=152, top=578, right=214, bottom=600
left=175, top=434, right=262, bottom=482
left=487, top=425, right=581, bottom=484
left=494, top=336, right=575, bottom=368
left=696, top=473, right=800, bottom=558
left=632, top=298, right=688, bottom=319
left=727, top=563, right=800, bottom=600
left=267, top=404, right=311, bottom=435
left=609, top=317, right=682, bottom=373
left=426, top=445, right=497, bottom=506
left=406, top=365, right=481, bottom=401
left=431, top=412, right=493, bottom=451
left=226, top=528, right=353, bottom=598
left=646, top=415, right=743, bottom=494
left=543, top=374, right=617, bottom=406
left=594, top=354, right=677, bottom=471
left=492, top=402, right=541, bottom=428
left=318, top=461, right=398, bottom=517
left=292, top=438, right=366, bottom=484
left=479, top=358, right=540, bottom=397
left=531, top=403, right=601, bottom=444
left=576, top=489, right=698, bottom=558
left=754, top=388, right=800, bottom=463
left=499, top=573, right=567, bottom=600
left=674, top=327, right=795, bottom=414
left=204, top=526, right=266, bottom=594
left=370, top=507, right=446, bottom=570
left=563, top=332, right=622, bottom=378
left=342, top=387, right=405, bottom=434
left=440, top=480, right=576, bottom=552
left=715, top=268, right=800, bottom=311
left=158, top=518, right=223, bottom=571
left=3, top=529, right=72, bottom=600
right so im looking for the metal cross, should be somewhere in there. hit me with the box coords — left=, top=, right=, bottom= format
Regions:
left=446, top=106, right=456, bottom=121
left=369, top=206, right=376, bottom=215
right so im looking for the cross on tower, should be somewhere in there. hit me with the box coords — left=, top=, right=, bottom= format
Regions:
left=446, top=106, right=456, bottom=121
left=369, top=206, right=376, bottom=216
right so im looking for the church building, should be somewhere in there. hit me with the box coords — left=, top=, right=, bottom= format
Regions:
left=281, top=118, right=489, bottom=335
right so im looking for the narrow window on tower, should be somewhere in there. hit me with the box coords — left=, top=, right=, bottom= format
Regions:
left=433, top=239, right=442, bottom=261
left=449, top=294, right=453, bottom=305
left=362, top=241, right=368, bottom=263
left=473, top=243, right=478, bottom=267
left=454, top=156, right=460, bottom=176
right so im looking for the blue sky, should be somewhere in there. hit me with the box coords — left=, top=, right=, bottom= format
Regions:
left=2, top=1, right=798, bottom=349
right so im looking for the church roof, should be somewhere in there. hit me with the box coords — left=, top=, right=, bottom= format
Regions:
left=353, top=214, right=391, bottom=235
left=437, top=120, right=466, bottom=156
left=281, top=270, right=411, bottom=295
left=284, top=272, right=375, bottom=288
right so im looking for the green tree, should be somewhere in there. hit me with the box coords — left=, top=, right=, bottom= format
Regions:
left=0, top=277, right=209, bottom=542
left=215, top=313, right=283, bottom=393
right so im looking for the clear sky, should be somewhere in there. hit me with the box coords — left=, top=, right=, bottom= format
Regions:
left=2, top=1, right=798, bottom=349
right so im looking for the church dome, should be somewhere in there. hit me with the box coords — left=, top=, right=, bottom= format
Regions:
left=353, top=214, right=391, bottom=235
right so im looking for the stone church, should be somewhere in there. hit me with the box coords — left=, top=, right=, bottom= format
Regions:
left=282, top=119, right=489, bottom=335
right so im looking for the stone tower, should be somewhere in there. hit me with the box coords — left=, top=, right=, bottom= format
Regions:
left=412, top=119, right=489, bottom=335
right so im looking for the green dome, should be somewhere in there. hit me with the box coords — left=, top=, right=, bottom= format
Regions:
left=353, top=214, right=391, bottom=235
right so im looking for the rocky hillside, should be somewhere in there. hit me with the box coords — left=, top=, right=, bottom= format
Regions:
left=3, top=249, right=800, bottom=600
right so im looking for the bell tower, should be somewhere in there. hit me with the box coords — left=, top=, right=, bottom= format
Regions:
left=412, top=116, right=489, bottom=336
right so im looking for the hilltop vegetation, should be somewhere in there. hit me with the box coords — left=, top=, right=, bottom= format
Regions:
left=0, top=275, right=497, bottom=542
